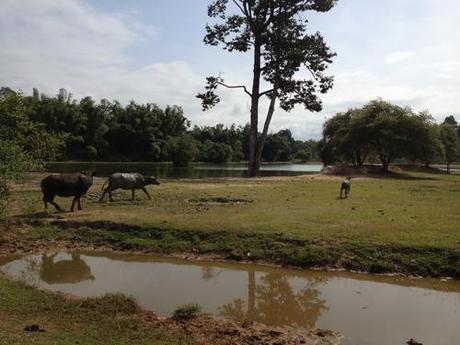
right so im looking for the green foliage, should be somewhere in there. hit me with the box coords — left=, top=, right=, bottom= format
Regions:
left=74, top=293, right=138, bottom=316
left=172, top=304, right=201, bottom=321
left=2, top=86, right=323, bottom=166
left=262, top=132, right=292, bottom=162
left=295, top=149, right=312, bottom=162
left=0, top=89, right=63, bottom=217
left=321, top=99, right=450, bottom=171
left=164, top=134, right=199, bottom=166
left=440, top=121, right=460, bottom=173
left=192, top=124, right=243, bottom=162
left=200, top=141, right=233, bottom=163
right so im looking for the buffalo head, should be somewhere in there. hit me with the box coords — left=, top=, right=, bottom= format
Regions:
left=145, top=176, right=160, bottom=186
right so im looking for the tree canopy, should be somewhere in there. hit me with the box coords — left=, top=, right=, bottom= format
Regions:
left=320, top=99, right=457, bottom=172
left=0, top=88, right=63, bottom=216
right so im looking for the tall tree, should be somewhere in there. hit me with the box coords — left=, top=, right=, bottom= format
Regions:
left=0, top=89, right=62, bottom=217
left=440, top=118, right=460, bottom=174
left=197, top=0, right=336, bottom=176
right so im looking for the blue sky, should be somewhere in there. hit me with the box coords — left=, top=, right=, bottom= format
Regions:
left=1, top=0, right=459, bottom=139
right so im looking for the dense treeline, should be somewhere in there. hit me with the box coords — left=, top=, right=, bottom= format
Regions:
left=320, top=99, right=460, bottom=172
left=0, top=87, right=320, bottom=165
left=3, top=88, right=457, bottom=172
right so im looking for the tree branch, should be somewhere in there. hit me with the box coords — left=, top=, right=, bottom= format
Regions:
left=232, top=0, right=246, bottom=16
left=216, top=81, right=252, bottom=97
left=258, top=88, right=274, bottom=98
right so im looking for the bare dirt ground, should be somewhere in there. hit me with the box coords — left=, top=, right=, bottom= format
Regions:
left=143, top=312, right=342, bottom=345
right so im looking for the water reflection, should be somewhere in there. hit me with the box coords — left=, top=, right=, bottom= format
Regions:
left=39, top=253, right=94, bottom=284
left=45, top=162, right=322, bottom=179
left=221, top=270, right=327, bottom=328
left=1, top=252, right=460, bottom=345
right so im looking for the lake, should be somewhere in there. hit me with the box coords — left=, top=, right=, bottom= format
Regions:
left=2, top=252, right=459, bottom=345
left=45, top=162, right=323, bottom=178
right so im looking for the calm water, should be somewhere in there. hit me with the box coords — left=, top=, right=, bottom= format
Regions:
left=1, top=252, right=460, bottom=345
left=45, top=162, right=323, bottom=178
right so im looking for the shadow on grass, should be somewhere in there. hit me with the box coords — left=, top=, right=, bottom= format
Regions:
left=13, top=211, right=68, bottom=219
left=382, top=171, right=440, bottom=181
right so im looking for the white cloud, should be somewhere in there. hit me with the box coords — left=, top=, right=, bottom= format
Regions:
left=0, top=0, right=459, bottom=141
left=384, top=51, right=415, bottom=64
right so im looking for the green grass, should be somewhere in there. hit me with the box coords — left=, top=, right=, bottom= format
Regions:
left=0, top=275, right=193, bottom=345
left=7, top=170, right=460, bottom=277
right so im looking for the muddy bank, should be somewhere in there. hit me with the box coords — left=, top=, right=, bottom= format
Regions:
left=142, top=312, right=341, bottom=345
left=3, top=216, right=459, bottom=280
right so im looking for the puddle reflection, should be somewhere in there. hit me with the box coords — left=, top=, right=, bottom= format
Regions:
left=1, top=252, right=460, bottom=345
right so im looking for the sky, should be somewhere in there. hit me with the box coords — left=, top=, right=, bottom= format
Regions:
left=1, top=0, right=459, bottom=140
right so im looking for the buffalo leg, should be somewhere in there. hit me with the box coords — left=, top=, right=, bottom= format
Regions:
left=77, top=197, right=82, bottom=210
left=141, top=187, right=152, bottom=200
left=71, top=197, right=77, bottom=212
left=131, top=189, right=135, bottom=201
left=99, top=188, right=107, bottom=202
left=44, top=195, right=62, bottom=212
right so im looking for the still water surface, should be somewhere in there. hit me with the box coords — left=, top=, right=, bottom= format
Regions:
left=46, top=162, right=323, bottom=178
left=1, top=252, right=459, bottom=345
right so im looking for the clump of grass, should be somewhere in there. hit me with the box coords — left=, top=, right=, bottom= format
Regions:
left=173, top=303, right=201, bottom=321
left=74, top=293, right=138, bottom=316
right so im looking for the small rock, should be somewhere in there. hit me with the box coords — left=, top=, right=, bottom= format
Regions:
left=316, top=329, right=333, bottom=337
left=407, top=339, right=423, bottom=345
left=24, top=324, right=45, bottom=332
left=268, top=330, right=283, bottom=337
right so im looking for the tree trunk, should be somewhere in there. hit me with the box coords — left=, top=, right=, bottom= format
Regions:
left=248, top=40, right=262, bottom=177
left=356, top=150, right=364, bottom=167
left=247, top=269, right=256, bottom=318
left=380, top=153, right=390, bottom=173
left=254, top=88, right=278, bottom=173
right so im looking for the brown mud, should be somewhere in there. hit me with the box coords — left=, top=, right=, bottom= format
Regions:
left=142, top=312, right=341, bottom=345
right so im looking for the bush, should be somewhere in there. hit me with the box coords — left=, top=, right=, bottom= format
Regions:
left=295, top=149, right=311, bottom=162
left=172, top=303, right=201, bottom=321
left=200, top=140, right=233, bottom=163
left=164, top=134, right=199, bottom=166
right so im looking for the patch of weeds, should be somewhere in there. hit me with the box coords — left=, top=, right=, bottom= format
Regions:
left=368, top=261, right=394, bottom=274
left=188, top=197, right=253, bottom=204
left=73, top=293, right=138, bottom=316
left=172, top=304, right=201, bottom=321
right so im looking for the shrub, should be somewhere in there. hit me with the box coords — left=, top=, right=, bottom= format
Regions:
left=172, top=303, right=201, bottom=321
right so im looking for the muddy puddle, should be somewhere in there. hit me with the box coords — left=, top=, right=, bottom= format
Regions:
left=1, top=252, right=459, bottom=345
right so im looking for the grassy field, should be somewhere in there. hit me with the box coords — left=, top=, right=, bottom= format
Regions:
left=5, top=169, right=460, bottom=278
left=0, top=275, right=192, bottom=345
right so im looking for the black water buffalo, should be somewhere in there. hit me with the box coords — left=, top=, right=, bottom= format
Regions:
left=41, top=171, right=96, bottom=212
left=99, top=173, right=160, bottom=202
